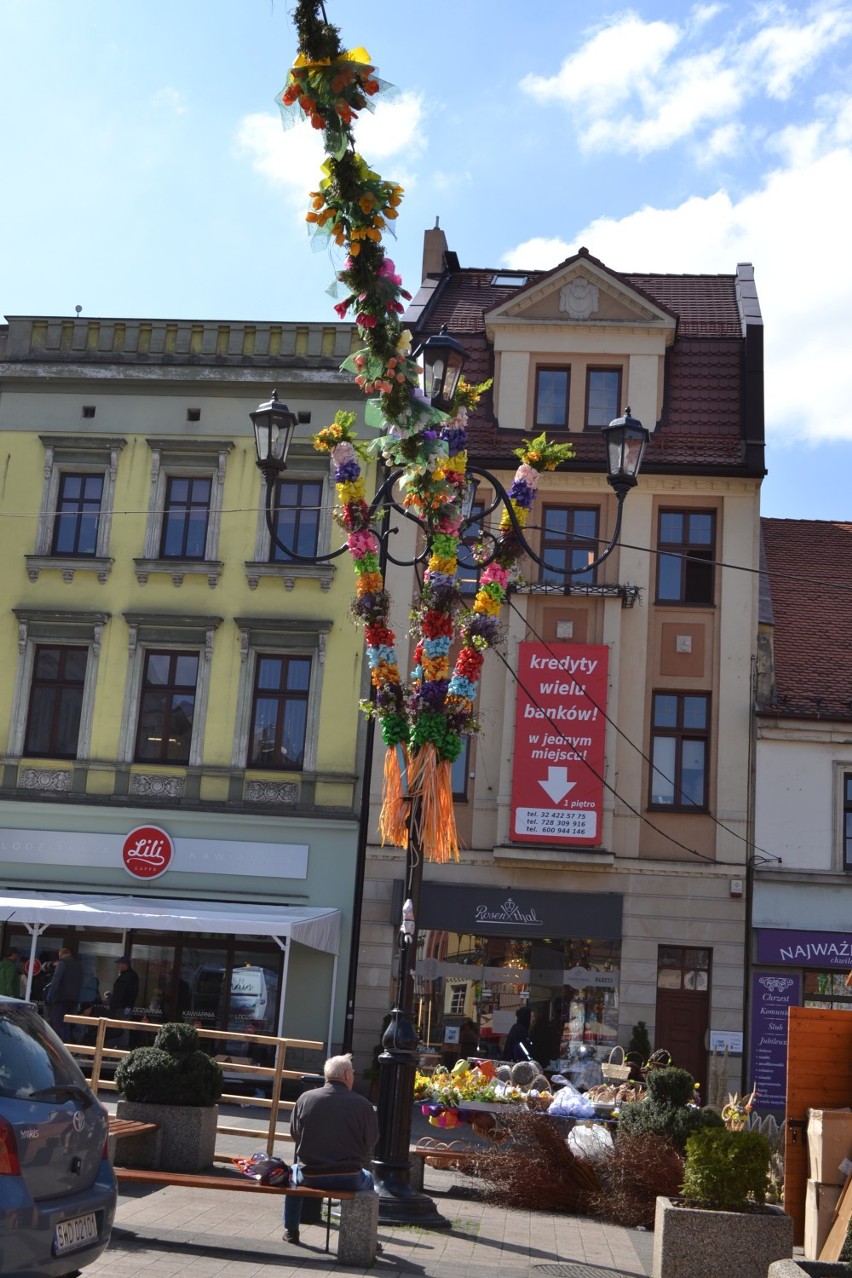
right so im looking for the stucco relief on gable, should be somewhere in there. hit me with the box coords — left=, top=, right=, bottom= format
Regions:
left=559, top=276, right=599, bottom=320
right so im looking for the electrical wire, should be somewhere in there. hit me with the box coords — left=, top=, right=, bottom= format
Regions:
left=505, top=596, right=782, bottom=866
left=1, top=496, right=850, bottom=595
left=490, top=644, right=718, bottom=865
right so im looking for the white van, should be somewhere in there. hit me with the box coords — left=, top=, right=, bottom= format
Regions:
left=188, top=965, right=278, bottom=1032
left=228, top=966, right=276, bottom=1026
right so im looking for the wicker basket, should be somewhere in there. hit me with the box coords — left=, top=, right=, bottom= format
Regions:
left=415, top=1138, right=474, bottom=1170
left=642, top=1048, right=672, bottom=1078
left=526, top=1094, right=554, bottom=1112
left=601, top=1046, right=631, bottom=1082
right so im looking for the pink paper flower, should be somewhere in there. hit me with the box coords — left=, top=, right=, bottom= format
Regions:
left=332, top=441, right=357, bottom=466
left=481, top=564, right=509, bottom=587
left=348, top=530, right=378, bottom=557
left=514, top=463, right=539, bottom=489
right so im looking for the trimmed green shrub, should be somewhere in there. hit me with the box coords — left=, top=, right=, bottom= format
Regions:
left=647, top=1067, right=698, bottom=1107
left=151, top=1021, right=201, bottom=1059
left=627, top=1021, right=652, bottom=1064
left=618, top=1066, right=724, bottom=1151
left=681, top=1128, right=770, bottom=1210
left=114, top=1022, right=223, bottom=1107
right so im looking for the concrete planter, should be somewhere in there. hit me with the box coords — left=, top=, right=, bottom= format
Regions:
left=769, top=1264, right=851, bottom=1277
left=115, top=1099, right=218, bottom=1173
left=652, top=1196, right=793, bottom=1278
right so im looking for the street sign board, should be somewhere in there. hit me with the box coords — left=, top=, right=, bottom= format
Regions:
left=510, top=641, right=608, bottom=846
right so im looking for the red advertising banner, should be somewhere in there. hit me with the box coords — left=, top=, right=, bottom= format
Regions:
left=511, top=642, right=608, bottom=846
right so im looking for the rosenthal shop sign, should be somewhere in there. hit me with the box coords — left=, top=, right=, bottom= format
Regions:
left=122, top=825, right=174, bottom=880
left=510, top=641, right=608, bottom=845
left=395, top=881, right=623, bottom=940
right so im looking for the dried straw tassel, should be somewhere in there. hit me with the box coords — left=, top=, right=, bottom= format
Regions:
left=379, top=743, right=409, bottom=848
left=408, top=744, right=460, bottom=863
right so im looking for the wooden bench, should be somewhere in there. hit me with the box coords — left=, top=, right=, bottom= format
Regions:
left=409, top=1138, right=478, bottom=1191
left=107, top=1117, right=161, bottom=1164
left=113, top=1167, right=378, bottom=1265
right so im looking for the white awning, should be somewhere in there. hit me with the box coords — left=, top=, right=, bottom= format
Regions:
left=0, top=891, right=341, bottom=955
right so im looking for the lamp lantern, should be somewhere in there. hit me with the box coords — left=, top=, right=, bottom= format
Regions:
left=602, top=406, right=650, bottom=495
left=421, top=327, right=467, bottom=413
left=251, top=390, right=298, bottom=472
left=400, top=898, right=415, bottom=945
left=460, top=474, right=480, bottom=523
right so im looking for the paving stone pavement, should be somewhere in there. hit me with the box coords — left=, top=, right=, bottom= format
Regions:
left=88, top=1102, right=654, bottom=1278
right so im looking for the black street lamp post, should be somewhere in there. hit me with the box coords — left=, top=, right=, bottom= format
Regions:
left=251, top=365, right=649, bottom=1226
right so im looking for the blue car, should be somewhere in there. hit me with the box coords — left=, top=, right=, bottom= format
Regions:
left=0, top=995, right=116, bottom=1276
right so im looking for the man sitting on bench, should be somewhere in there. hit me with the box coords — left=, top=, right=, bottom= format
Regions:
left=284, top=1053, right=378, bottom=1245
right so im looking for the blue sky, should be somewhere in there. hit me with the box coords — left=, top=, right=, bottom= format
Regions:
left=2, top=0, right=851, bottom=518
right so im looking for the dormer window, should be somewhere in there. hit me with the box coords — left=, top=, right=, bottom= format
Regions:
left=534, top=367, right=570, bottom=429
left=586, top=368, right=622, bottom=429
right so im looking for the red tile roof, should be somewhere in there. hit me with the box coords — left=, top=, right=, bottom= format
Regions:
left=760, top=519, right=852, bottom=722
left=410, top=255, right=757, bottom=471
left=421, top=263, right=742, bottom=338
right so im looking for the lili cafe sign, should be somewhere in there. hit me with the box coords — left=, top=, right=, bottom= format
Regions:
left=511, top=641, right=608, bottom=846
left=122, top=825, right=174, bottom=879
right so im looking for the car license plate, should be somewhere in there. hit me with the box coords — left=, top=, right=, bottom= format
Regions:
left=54, top=1212, right=98, bottom=1254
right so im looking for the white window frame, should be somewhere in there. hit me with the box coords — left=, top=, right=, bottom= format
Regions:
left=134, top=438, right=234, bottom=588
left=26, top=435, right=126, bottom=583
left=118, top=613, right=222, bottom=767
left=246, top=449, right=335, bottom=592
left=8, top=609, right=109, bottom=760
left=232, top=617, right=331, bottom=774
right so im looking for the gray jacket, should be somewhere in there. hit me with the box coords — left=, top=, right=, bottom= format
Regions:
left=46, top=955, right=82, bottom=1005
left=290, top=1080, right=378, bottom=1176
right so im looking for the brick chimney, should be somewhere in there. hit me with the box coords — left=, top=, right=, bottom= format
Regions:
left=421, top=218, right=449, bottom=281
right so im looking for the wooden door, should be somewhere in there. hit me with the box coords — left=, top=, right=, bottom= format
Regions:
left=656, top=988, right=709, bottom=1093
left=784, top=1007, right=852, bottom=1245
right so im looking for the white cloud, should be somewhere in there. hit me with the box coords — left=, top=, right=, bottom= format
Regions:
left=585, top=49, right=742, bottom=154
left=690, top=3, right=727, bottom=30
left=356, top=91, right=425, bottom=159
left=743, top=6, right=852, bottom=99
left=153, top=87, right=188, bottom=116
left=501, top=138, right=852, bottom=444
left=702, top=121, right=745, bottom=160
left=236, top=112, right=324, bottom=203
left=429, top=169, right=475, bottom=193
left=519, top=3, right=852, bottom=157
left=520, top=15, right=680, bottom=114
left=767, top=121, right=825, bottom=165
left=827, top=92, right=852, bottom=141
left=235, top=92, right=425, bottom=205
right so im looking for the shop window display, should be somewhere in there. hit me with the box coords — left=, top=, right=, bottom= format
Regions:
left=414, top=931, right=620, bottom=1068
left=1, top=929, right=284, bottom=1044
left=803, top=970, right=852, bottom=1010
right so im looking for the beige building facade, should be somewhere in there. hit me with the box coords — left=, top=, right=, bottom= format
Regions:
left=351, top=238, right=765, bottom=1096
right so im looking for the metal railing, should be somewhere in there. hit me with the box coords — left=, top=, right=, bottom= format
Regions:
left=66, top=1014, right=324, bottom=1156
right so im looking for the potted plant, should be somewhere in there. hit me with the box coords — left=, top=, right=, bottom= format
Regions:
left=114, top=1022, right=223, bottom=1172
left=652, top=1125, right=793, bottom=1278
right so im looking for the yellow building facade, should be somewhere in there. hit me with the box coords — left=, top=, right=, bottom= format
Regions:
left=0, top=314, right=369, bottom=1062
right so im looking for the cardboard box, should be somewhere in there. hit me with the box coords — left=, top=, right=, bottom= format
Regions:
left=804, top=1179, right=843, bottom=1259
left=808, top=1109, right=852, bottom=1184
